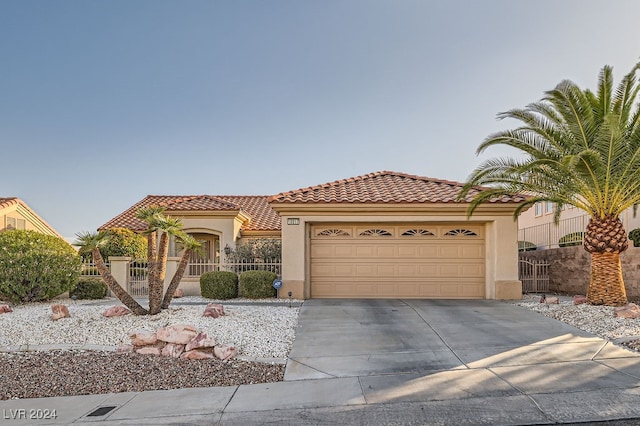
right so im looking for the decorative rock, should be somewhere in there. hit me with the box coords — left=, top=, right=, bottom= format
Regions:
left=51, top=304, right=70, bottom=320
left=573, top=295, right=588, bottom=305
left=161, top=343, right=185, bottom=358
left=185, top=332, right=216, bottom=352
left=614, top=303, right=640, bottom=319
left=180, top=349, right=215, bottom=360
left=0, top=304, right=13, bottom=314
left=539, top=295, right=559, bottom=304
left=213, top=344, right=238, bottom=360
left=203, top=303, right=225, bottom=318
left=129, top=329, right=158, bottom=346
left=102, top=306, right=132, bottom=317
left=173, top=288, right=184, bottom=298
left=136, top=347, right=162, bottom=356
left=156, top=324, right=198, bottom=345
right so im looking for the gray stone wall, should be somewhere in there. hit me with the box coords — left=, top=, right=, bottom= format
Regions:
left=520, top=246, right=640, bottom=299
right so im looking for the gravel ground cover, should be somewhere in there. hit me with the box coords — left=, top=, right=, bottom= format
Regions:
left=0, top=297, right=299, bottom=400
left=4, top=295, right=640, bottom=401
left=516, top=294, right=640, bottom=346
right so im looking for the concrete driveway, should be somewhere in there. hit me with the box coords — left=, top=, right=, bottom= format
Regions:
left=285, top=299, right=633, bottom=380
left=284, top=299, right=640, bottom=419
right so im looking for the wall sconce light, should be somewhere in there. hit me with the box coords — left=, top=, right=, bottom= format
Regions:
left=287, top=218, right=300, bottom=225
left=223, top=244, right=232, bottom=256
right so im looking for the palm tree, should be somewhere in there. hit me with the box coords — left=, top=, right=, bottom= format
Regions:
left=135, top=206, right=165, bottom=308
left=460, top=62, right=640, bottom=306
left=161, top=232, right=203, bottom=309
left=75, top=231, right=148, bottom=315
left=148, top=215, right=183, bottom=314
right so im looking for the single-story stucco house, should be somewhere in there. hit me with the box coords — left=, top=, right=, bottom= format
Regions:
left=101, top=171, right=525, bottom=300
left=0, top=197, right=63, bottom=238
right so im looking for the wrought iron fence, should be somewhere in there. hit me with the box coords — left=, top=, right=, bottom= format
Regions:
left=518, top=258, right=549, bottom=293
left=518, top=215, right=590, bottom=250
left=80, top=259, right=108, bottom=276
left=128, top=260, right=149, bottom=297
left=186, top=258, right=281, bottom=277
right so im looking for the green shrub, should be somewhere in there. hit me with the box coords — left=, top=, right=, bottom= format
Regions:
left=200, top=271, right=238, bottom=299
left=81, top=228, right=147, bottom=261
left=239, top=270, right=277, bottom=299
left=559, top=232, right=584, bottom=247
left=70, top=278, right=108, bottom=299
left=518, top=241, right=537, bottom=252
left=629, top=228, right=640, bottom=247
left=0, top=230, right=81, bottom=303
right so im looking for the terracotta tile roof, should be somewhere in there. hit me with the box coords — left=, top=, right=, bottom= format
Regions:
left=268, top=171, right=526, bottom=204
left=99, top=195, right=280, bottom=232
left=0, top=197, right=19, bottom=210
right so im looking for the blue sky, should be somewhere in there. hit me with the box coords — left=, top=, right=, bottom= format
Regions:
left=2, top=0, right=640, bottom=241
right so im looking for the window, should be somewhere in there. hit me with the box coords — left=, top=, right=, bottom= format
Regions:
left=534, top=203, right=543, bottom=217
left=545, top=202, right=554, bottom=214
left=6, top=217, right=26, bottom=230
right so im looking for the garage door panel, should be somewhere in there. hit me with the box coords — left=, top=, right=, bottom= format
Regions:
left=310, top=223, right=486, bottom=299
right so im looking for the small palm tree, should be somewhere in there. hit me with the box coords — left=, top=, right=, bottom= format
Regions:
left=148, top=215, right=183, bottom=314
left=460, top=62, right=640, bottom=306
left=75, top=231, right=148, bottom=315
left=135, top=206, right=165, bottom=306
left=161, top=232, right=203, bottom=309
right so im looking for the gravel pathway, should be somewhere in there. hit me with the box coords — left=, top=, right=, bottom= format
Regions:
left=0, top=297, right=299, bottom=400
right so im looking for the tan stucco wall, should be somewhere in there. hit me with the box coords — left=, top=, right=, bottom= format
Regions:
left=276, top=205, right=522, bottom=300
left=181, top=217, right=239, bottom=251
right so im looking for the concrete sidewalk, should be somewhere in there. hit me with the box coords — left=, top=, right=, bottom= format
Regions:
left=3, top=299, right=640, bottom=425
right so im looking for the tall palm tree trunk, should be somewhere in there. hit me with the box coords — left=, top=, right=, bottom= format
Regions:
left=584, top=215, right=629, bottom=306
left=93, top=248, right=148, bottom=315
left=587, top=252, right=627, bottom=306
left=149, top=232, right=169, bottom=314
left=161, top=248, right=192, bottom=309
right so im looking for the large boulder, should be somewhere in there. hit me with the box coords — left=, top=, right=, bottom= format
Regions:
left=136, top=347, right=162, bottom=356
left=173, top=288, right=184, bottom=298
left=213, top=344, right=237, bottom=360
left=156, top=324, right=198, bottom=345
left=51, top=304, right=70, bottom=320
left=185, top=332, right=216, bottom=352
left=181, top=349, right=215, bottom=360
left=161, top=343, right=185, bottom=358
left=129, top=329, right=158, bottom=346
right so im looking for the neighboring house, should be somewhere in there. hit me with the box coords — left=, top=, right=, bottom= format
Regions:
left=102, top=171, right=525, bottom=300
left=0, top=197, right=63, bottom=238
left=518, top=202, right=640, bottom=249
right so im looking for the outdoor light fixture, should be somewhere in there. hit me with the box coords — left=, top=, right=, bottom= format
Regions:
left=287, top=218, right=300, bottom=225
left=223, top=244, right=231, bottom=256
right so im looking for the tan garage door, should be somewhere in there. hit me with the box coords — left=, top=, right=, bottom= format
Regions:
left=310, top=223, right=485, bottom=299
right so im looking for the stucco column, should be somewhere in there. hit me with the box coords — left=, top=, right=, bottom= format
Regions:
left=164, top=257, right=181, bottom=295
left=280, top=217, right=306, bottom=299
left=108, top=256, right=131, bottom=296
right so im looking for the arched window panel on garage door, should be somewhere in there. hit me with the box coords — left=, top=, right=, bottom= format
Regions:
left=315, top=228, right=352, bottom=237
left=358, top=228, right=393, bottom=237
left=401, top=228, right=435, bottom=237
left=444, top=229, right=478, bottom=237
